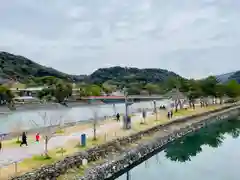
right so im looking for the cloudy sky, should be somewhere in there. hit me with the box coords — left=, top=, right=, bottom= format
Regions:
left=0, top=0, right=240, bottom=78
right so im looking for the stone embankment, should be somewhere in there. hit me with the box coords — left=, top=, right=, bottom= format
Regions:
left=11, top=104, right=239, bottom=180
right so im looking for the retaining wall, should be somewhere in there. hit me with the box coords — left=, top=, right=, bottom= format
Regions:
left=11, top=104, right=239, bottom=180
left=75, top=105, right=240, bottom=180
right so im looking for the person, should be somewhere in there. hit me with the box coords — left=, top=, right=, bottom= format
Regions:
left=20, top=132, right=28, bottom=147
left=170, top=110, right=173, bottom=119
left=167, top=111, right=170, bottom=119
left=0, top=138, right=2, bottom=151
left=35, top=133, right=40, bottom=142
left=116, top=113, right=120, bottom=122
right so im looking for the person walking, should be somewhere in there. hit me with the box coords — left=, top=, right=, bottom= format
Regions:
left=20, top=132, right=28, bottom=147
left=170, top=110, right=173, bottom=119
left=0, top=138, right=2, bottom=151
left=167, top=111, right=170, bottom=119
left=142, top=109, right=146, bottom=124
left=35, top=133, right=40, bottom=142
left=116, top=113, right=120, bottom=122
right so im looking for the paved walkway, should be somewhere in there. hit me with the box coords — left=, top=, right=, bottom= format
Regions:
left=0, top=112, right=154, bottom=167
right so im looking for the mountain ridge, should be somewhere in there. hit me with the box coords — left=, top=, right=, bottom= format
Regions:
left=0, top=51, right=181, bottom=85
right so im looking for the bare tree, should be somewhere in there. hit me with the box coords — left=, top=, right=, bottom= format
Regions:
left=91, top=105, right=99, bottom=141
left=89, top=99, right=100, bottom=141
left=10, top=118, right=25, bottom=143
left=29, top=111, right=64, bottom=157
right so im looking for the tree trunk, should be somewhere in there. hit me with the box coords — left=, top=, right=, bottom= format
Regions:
left=44, top=136, right=49, bottom=157
left=93, top=121, right=97, bottom=140
left=175, top=100, right=179, bottom=112
left=220, top=98, right=223, bottom=104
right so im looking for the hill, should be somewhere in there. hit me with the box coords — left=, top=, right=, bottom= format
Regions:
left=0, top=51, right=81, bottom=82
left=216, top=72, right=236, bottom=83
left=88, top=66, right=180, bottom=85
left=228, top=71, right=240, bottom=83
left=0, top=51, right=181, bottom=86
left=216, top=71, right=240, bottom=83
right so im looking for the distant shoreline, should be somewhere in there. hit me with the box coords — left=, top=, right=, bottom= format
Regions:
left=0, top=100, right=160, bottom=114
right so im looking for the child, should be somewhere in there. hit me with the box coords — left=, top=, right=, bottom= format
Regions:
left=35, top=133, right=40, bottom=142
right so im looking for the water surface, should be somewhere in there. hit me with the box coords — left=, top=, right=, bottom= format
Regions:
left=0, top=100, right=170, bottom=133
left=117, top=118, right=240, bottom=180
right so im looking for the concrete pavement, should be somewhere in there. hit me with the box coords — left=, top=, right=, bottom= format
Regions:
left=0, top=111, right=153, bottom=167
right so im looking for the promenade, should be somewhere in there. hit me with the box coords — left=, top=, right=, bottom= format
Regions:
left=0, top=111, right=153, bottom=167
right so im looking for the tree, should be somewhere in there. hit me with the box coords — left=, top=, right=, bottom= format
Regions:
left=10, top=119, right=25, bottom=143
left=37, top=88, right=54, bottom=100
left=53, top=83, right=73, bottom=103
left=225, top=80, right=240, bottom=98
left=144, top=83, right=161, bottom=95
left=187, top=80, right=202, bottom=108
left=0, top=85, right=14, bottom=106
left=86, top=85, right=102, bottom=96
left=215, top=84, right=226, bottom=104
left=102, top=82, right=116, bottom=95
left=199, top=76, right=218, bottom=98
left=29, top=112, right=64, bottom=157
left=90, top=101, right=99, bottom=141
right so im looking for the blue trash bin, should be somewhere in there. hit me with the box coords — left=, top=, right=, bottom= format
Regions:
left=81, top=134, right=86, bottom=147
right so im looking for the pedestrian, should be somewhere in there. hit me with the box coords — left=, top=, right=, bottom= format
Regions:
left=170, top=110, right=173, bottom=119
left=0, top=138, right=2, bottom=151
left=142, top=110, right=146, bottom=119
left=35, top=133, right=40, bottom=142
left=141, top=109, right=146, bottom=124
left=167, top=111, right=170, bottom=119
left=20, top=132, right=28, bottom=147
left=116, top=113, right=120, bottom=122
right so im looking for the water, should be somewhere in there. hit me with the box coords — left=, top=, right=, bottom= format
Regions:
left=117, top=118, right=240, bottom=180
left=0, top=100, right=170, bottom=133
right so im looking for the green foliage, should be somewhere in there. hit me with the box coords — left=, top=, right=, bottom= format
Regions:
left=0, top=85, right=14, bottom=104
left=225, top=80, right=240, bottom=98
left=37, top=82, right=73, bottom=103
left=89, top=66, right=180, bottom=85
left=1, top=51, right=240, bottom=102
left=144, top=83, right=162, bottom=95
left=0, top=52, right=80, bottom=82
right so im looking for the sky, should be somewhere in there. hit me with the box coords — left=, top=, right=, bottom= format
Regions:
left=0, top=0, right=240, bottom=79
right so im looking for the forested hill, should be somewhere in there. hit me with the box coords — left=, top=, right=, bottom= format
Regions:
left=0, top=51, right=83, bottom=82
left=216, top=71, right=240, bottom=83
left=228, top=71, right=240, bottom=83
left=88, top=66, right=180, bottom=85
left=0, top=51, right=181, bottom=86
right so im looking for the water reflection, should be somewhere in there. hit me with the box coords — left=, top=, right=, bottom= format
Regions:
left=118, top=119, right=240, bottom=180
left=164, top=119, right=240, bottom=162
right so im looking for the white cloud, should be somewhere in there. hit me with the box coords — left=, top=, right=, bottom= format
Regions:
left=0, top=0, right=240, bottom=78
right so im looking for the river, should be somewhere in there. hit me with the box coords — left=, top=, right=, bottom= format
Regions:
left=117, top=117, right=240, bottom=180
left=0, top=100, right=170, bottom=133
